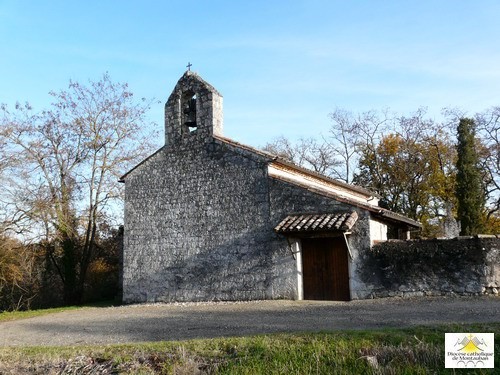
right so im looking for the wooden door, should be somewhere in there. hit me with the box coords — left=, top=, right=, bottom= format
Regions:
left=301, top=237, right=350, bottom=301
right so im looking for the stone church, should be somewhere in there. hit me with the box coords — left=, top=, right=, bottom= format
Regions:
left=120, top=71, right=420, bottom=303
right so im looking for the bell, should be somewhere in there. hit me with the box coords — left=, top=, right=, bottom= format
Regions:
left=184, top=97, right=197, bottom=127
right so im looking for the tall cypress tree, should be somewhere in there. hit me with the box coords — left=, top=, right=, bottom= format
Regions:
left=455, top=118, right=485, bottom=235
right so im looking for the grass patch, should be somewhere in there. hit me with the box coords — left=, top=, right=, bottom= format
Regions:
left=1, top=323, right=498, bottom=374
left=0, top=300, right=116, bottom=322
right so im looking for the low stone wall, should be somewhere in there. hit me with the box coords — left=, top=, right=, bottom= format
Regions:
left=360, top=235, right=500, bottom=298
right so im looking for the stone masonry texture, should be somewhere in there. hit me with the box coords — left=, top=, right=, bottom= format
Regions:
left=361, top=236, right=500, bottom=298
left=122, top=72, right=499, bottom=304
left=121, top=72, right=377, bottom=303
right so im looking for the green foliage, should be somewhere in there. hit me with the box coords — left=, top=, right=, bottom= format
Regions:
left=456, top=118, right=486, bottom=235
left=270, top=106, right=500, bottom=236
left=0, top=305, right=85, bottom=322
left=355, top=132, right=456, bottom=229
left=0, top=300, right=115, bottom=322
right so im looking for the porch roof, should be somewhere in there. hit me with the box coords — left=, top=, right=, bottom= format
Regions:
left=274, top=211, right=358, bottom=234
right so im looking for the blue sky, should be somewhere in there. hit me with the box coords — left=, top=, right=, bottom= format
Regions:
left=1, top=0, right=499, bottom=148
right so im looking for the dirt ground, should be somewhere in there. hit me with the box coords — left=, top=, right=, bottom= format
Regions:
left=1, top=296, right=499, bottom=347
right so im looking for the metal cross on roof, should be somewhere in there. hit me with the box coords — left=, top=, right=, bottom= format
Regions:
left=186, top=62, right=192, bottom=71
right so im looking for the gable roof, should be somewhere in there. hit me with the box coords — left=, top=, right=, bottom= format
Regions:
left=120, top=134, right=421, bottom=229
left=269, top=170, right=421, bottom=228
left=119, top=146, right=165, bottom=183
left=213, top=135, right=377, bottom=199
left=214, top=135, right=421, bottom=229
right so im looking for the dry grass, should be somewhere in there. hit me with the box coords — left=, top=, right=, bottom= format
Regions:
left=1, top=323, right=498, bottom=374
left=359, top=342, right=441, bottom=374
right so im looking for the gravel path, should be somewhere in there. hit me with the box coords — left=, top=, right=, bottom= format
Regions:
left=1, top=296, right=499, bottom=347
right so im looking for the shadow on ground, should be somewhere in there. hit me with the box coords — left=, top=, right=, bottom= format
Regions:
left=1, top=296, right=499, bottom=346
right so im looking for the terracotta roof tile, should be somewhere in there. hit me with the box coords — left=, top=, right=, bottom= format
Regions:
left=275, top=211, right=358, bottom=233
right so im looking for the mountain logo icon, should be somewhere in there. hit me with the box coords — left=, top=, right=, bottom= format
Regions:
left=455, top=334, right=487, bottom=354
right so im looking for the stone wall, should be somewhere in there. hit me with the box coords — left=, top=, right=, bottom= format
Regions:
left=123, top=71, right=294, bottom=303
left=123, top=139, right=276, bottom=303
left=268, top=177, right=374, bottom=300
left=360, top=236, right=500, bottom=298
left=122, top=137, right=383, bottom=303
left=164, top=71, right=223, bottom=147
left=122, top=136, right=378, bottom=303
left=122, top=71, right=403, bottom=304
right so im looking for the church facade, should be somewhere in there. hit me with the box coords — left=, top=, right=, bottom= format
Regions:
left=120, top=71, right=420, bottom=303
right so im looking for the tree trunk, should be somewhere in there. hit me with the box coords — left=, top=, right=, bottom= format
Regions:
left=61, top=236, right=82, bottom=305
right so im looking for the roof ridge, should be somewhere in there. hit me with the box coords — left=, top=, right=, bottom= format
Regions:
left=270, top=174, right=421, bottom=228
left=213, top=134, right=378, bottom=198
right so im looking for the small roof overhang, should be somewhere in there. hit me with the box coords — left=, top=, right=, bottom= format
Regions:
left=274, top=211, right=358, bottom=234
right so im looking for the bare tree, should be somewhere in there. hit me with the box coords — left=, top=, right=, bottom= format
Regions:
left=327, top=108, right=391, bottom=183
left=0, top=74, right=158, bottom=304
left=327, top=108, right=358, bottom=183
left=262, top=136, right=340, bottom=177
left=476, top=106, right=500, bottom=217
